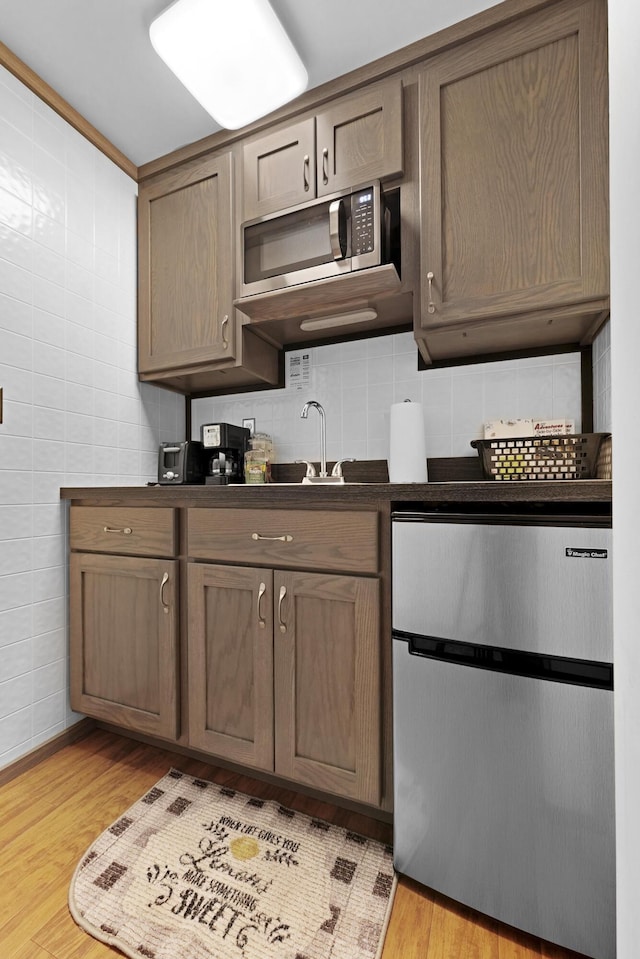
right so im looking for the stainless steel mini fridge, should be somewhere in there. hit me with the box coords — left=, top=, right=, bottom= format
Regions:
left=392, top=508, right=614, bottom=959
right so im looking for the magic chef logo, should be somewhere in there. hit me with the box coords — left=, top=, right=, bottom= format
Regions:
left=566, top=547, right=608, bottom=559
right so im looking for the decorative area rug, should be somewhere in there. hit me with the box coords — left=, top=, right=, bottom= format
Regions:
left=69, top=768, right=396, bottom=959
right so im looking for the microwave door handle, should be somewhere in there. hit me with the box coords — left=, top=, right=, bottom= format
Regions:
left=329, top=199, right=348, bottom=260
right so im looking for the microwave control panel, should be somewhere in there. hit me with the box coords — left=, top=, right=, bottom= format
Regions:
left=351, top=190, right=375, bottom=256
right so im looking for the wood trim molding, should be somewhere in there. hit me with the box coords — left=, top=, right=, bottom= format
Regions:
left=0, top=40, right=138, bottom=180
left=0, top=718, right=96, bottom=787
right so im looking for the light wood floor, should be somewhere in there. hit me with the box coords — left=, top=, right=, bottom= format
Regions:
left=0, top=729, right=588, bottom=959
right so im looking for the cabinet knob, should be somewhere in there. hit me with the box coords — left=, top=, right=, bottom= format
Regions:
left=221, top=314, right=230, bottom=349
left=103, top=525, right=132, bottom=535
left=303, top=154, right=310, bottom=192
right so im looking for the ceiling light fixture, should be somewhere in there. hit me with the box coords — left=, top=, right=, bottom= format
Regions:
left=299, top=309, right=378, bottom=332
left=149, top=0, right=308, bottom=130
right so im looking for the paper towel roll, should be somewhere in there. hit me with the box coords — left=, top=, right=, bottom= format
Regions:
left=388, top=400, right=428, bottom=483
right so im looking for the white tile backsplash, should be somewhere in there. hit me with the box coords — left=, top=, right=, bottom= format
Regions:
left=33, top=691, right=65, bottom=737
left=32, top=627, right=65, bottom=668
left=0, top=82, right=32, bottom=138
left=0, top=504, right=32, bottom=539
left=0, top=640, right=32, bottom=684
left=0, top=607, right=33, bottom=648
left=0, top=674, right=32, bottom=720
left=0, top=539, right=32, bottom=575
left=33, top=109, right=66, bottom=163
left=192, top=328, right=610, bottom=464
left=0, top=64, right=185, bottom=770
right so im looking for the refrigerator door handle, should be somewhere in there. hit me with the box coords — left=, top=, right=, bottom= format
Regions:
left=395, top=629, right=613, bottom=691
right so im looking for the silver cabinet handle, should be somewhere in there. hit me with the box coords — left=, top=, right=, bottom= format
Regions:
left=322, top=146, right=329, bottom=185
left=251, top=532, right=293, bottom=543
left=329, top=199, right=347, bottom=261
left=160, top=571, right=170, bottom=615
left=221, top=313, right=230, bottom=349
left=427, top=271, right=436, bottom=314
left=257, top=581, right=267, bottom=629
left=103, top=526, right=132, bottom=535
left=277, top=585, right=287, bottom=633
left=303, top=154, right=310, bottom=192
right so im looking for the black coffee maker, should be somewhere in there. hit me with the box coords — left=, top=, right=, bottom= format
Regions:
left=201, top=422, right=250, bottom=485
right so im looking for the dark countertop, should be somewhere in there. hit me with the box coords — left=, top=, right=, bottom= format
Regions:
left=61, top=455, right=611, bottom=508
left=60, top=478, right=612, bottom=508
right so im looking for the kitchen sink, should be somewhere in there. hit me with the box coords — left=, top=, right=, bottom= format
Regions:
left=247, top=481, right=374, bottom=487
left=302, top=476, right=345, bottom=485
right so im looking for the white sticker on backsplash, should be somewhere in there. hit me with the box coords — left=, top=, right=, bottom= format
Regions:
left=286, top=350, right=312, bottom=392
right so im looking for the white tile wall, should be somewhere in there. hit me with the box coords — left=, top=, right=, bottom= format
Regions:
left=0, top=66, right=185, bottom=770
left=192, top=330, right=611, bottom=464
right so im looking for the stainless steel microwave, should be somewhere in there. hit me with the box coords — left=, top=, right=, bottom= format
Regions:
left=240, top=182, right=393, bottom=297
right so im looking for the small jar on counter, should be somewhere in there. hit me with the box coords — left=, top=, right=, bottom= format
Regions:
left=244, top=433, right=274, bottom=484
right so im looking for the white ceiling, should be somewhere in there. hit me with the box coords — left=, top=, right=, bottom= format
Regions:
left=0, top=0, right=499, bottom=168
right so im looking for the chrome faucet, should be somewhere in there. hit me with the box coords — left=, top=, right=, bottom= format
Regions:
left=300, top=400, right=328, bottom=477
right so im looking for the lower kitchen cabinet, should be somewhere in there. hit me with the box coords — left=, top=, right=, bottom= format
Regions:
left=187, top=563, right=275, bottom=770
left=188, top=562, right=381, bottom=807
left=67, top=502, right=384, bottom=810
left=69, top=552, right=179, bottom=739
left=68, top=505, right=180, bottom=739
left=273, top=568, right=380, bottom=805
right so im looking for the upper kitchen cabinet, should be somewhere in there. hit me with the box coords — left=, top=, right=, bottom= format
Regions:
left=416, top=0, right=609, bottom=364
left=138, top=151, right=279, bottom=394
left=139, top=152, right=234, bottom=371
left=242, top=77, right=404, bottom=221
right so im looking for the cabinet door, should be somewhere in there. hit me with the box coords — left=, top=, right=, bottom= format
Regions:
left=188, top=564, right=274, bottom=770
left=316, top=77, right=403, bottom=197
left=138, top=152, right=236, bottom=373
left=419, top=0, right=608, bottom=330
left=274, top=570, right=380, bottom=806
left=70, top=553, right=179, bottom=739
left=242, top=77, right=403, bottom=219
left=242, top=118, right=315, bottom=220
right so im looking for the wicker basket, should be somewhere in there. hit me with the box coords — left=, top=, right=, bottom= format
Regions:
left=471, top=433, right=611, bottom=481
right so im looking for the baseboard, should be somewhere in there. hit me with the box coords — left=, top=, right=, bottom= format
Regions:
left=0, top=718, right=97, bottom=787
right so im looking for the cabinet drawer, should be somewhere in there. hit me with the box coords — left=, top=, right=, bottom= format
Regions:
left=70, top=507, right=177, bottom=557
left=187, top=508, right=378, bottom=573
